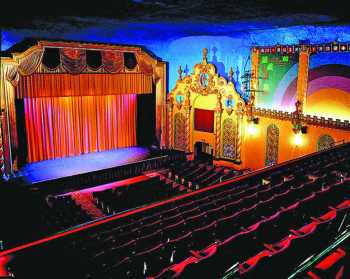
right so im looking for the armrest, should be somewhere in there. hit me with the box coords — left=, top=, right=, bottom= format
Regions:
left=189, top=250, right=201, bottom=258
left=263, top=243, right=274, bottom=251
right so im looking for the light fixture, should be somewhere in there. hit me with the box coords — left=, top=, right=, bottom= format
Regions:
left=247, top=122, right=258, bottom=135
left=293, top=132, right=303, bottom=146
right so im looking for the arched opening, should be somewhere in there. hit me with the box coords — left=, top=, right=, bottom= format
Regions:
left=194, top=141, right=213, bottom=163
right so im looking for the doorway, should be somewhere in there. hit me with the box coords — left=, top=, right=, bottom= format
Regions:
left=194, top=142, right=213, bottom=163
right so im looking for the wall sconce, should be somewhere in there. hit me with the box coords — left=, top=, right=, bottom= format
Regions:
left=292, top=100, right=307, bottom=134
left=247, top=122, right=258, bottom=136
left=293, top=132, right=303, bottom=146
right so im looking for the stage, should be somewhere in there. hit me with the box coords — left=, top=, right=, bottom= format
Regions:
left=19, top=147, right=151, bottom=185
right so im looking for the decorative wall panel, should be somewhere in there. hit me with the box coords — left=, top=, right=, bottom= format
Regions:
left=317, top=134, right=335, bottom=151
left=222, top=118, right=237, bottom=160
left=174, top=112, right=187, bottom=151
left=265, top=124, right=279, bottom=166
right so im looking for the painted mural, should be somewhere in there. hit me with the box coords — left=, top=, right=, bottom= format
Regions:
left=306, top=52, right=350, bottom=120
left=257, top=52, right=299, bottom=111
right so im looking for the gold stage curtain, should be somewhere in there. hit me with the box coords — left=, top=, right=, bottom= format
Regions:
left=1, top=63, right=19, bottom=160
left=136, top=52, right=154, bottom=75
left=18, top=48, right=44, bottom=76
left=24, top=94, right=137, bottom=162
left=17, top=73, right=153, bottom=98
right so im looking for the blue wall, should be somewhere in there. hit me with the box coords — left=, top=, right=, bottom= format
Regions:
left=2, top=20, right=350, bottom=95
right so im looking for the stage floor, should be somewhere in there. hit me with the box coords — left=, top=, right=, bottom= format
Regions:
left=19, top=147, right=150, bottom=184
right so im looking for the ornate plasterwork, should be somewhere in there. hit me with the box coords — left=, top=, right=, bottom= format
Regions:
left=253, top=107, right=350, bottom=131
left=317, top=134, right=335, bottom=151
left=167, top=48, right=245, bottom=160
left=168, top=49, right=244, bottom=110
left=265, top=124, right=279, bottom=166
left=222, top=118, right=237, bottom=160
left=174, top=113, right=186, bottom=151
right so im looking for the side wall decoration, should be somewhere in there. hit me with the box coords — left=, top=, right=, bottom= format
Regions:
left=257, top=52, right=299, bottom=111
left=167, top=48, right=245, bottom=163
left=174, top=113, right=187, bottom=151
left=222, top=118, right=237, bottom=160
left=306, top=52, right=350, bottom=120
left=317, top=134, right=335, bottom=151
left=244, top=44, right=350, bottom=170
left=168, top=47, right=350, bottom=171
left=265, top=124, right=279, bottom=166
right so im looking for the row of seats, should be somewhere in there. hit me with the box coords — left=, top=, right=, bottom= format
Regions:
left=151, top=180, right=350, bottom=278
left=168, top=160, right=244, bottom=190
left=92, top=176, right=182, bottom=215
left=238, top=197, right=350, bottom=278
left=64, top=145, right=350, bottom=278
left=43, top=195, right=92, bottom=232
left=73, top=173, right=348, bottom=278
left=5, top=143, right=350, bottom=279
left=305, top=244, right=349, bottom=278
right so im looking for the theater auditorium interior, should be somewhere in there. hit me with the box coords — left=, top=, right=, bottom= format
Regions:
left=1, top=2, right=350, bottom=279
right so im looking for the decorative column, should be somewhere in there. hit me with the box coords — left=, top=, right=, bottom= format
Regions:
left=154, top=62, right=167, bottom=148
left=0, top=116, right=5, bottom=179
left=296, top=45, right=310, bottom=113
left=214, top=93, right=223, bottom=158
left=235, top=102, right=244, bottom=163
left=167, top=96, right=174, bottom=149
left=1, top=62, right=18, bottom=178
left=184, top=89, right=191, bottom=153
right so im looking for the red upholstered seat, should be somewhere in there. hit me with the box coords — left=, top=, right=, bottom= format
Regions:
left=315, top=248, right=346, bottom=271
left=290, top=222, right=318, bottom=236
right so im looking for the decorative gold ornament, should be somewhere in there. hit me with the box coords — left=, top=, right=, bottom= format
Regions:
left=178, top=65, right=183, bottom=80
left=225, top=95, right=234, bottom=115
left=175, top=92, right=184, bottom=110
left=229, top=67, right=234, bottom=83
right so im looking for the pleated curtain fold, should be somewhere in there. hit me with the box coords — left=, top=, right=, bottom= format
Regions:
left=17, top=73, right=152, bottom=98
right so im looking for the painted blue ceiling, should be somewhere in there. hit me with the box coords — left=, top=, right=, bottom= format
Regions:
left=2, top=16, right=350, bottom=93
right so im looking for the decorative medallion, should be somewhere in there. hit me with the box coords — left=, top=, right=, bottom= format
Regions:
left=199, top=72, right=209, bottom=88
left=225, top=95, right=235, bottom=115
